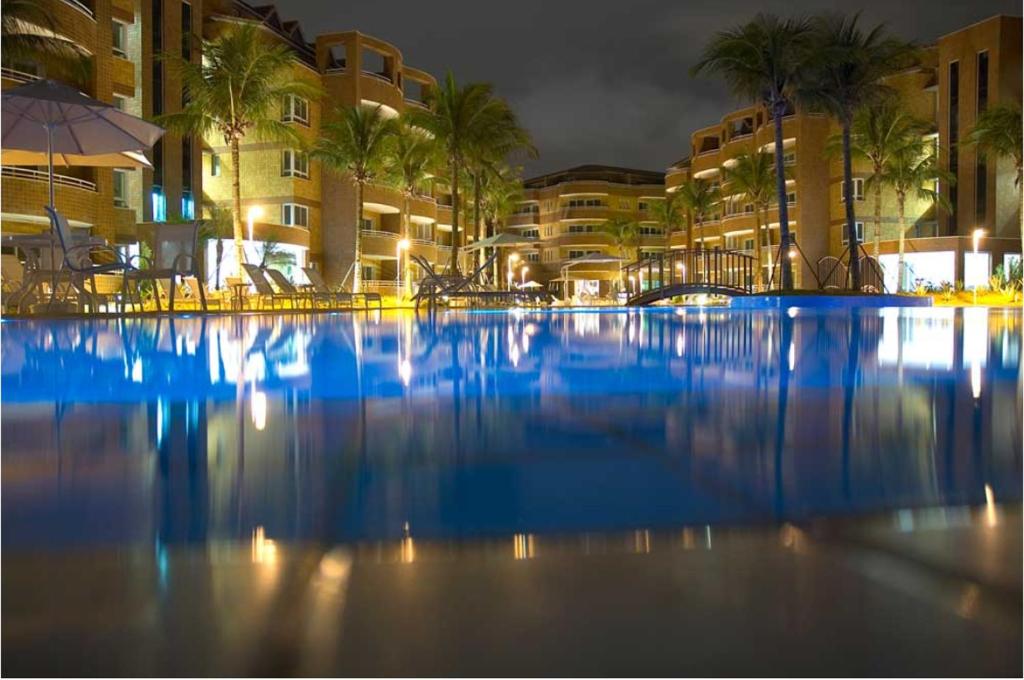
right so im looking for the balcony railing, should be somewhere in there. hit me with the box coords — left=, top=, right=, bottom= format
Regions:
left=1, top=67, right=41, bottom=84
left=362, top=70, right=393, bottom=84
left=2, top=166, right=97, bottom=191
left=360, top=228, right=399, bottom=240
left=62, top=0, right=95, bottom=19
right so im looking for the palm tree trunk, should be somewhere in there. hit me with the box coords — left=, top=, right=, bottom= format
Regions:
left=842, top=122, right=861, bottom=291
left=230, top=138, right=244, bottom=278
left=772, top=101, right=793, bottom=291
left=872, top=165, right=882, bottom=258
left=686, top=210, right=694, bottom=251
left=353, top=180, right=363, bottom=294
left=896, top=194, right=907, bottom=293
left=450, top=158, right=460, bottom=274
left=402, top=193, right=411, bottom=298
left=753, top=208, right=765, bottom=291
left=215, top=238, right=224, bottom=289
left=473, top=172, right=483, bottom=270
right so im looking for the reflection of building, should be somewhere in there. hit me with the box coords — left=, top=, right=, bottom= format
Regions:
left=1, top=0, right=455, bottom=293
left=509, top=165, right=666, bottom=296
left=665, top=15, right=1022, bottom=290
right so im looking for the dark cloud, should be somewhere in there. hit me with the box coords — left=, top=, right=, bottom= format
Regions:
left=283, top=0, right=1020, bottom=175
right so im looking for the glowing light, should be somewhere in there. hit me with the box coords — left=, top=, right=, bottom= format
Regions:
left=787, top=307, right=798, bottom=319
left=984, top=484, right=998, bottom=526
left=972, top=228, right=985, bottom=254
left=971, top=363, right=982, bottom=399
left=401, top=522, right=415, bottom=563
left=788, top=342, right=795, bottom=371
left=251, top=390, right=267, bottom=430
left=513, top=533, right=535, bottom=560
left=252, top=525, right=278, bottom=564
left=696, top=294, right=708, bottom=306
left=399, top=358, right=412, bottom=386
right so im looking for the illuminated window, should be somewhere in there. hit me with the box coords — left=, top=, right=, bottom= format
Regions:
left=281, top=94, right=310, bottom=125
left=841, top=178, right=865, bottom=202
left=112, top=20, right=128, bottom=58
left=842, top=221, right=865, bottom=244
left=151, top=185, right=167, bottom=222
left=210, top=153, right=220, bottom=176
left=113, top=169, right=128, bottom=208
left=181, top=190, right=195, bottom=220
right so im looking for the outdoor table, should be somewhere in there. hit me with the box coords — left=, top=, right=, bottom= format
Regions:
left=230, top=282, right=250, bottom=311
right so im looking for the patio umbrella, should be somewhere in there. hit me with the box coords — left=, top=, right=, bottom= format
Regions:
left=1, top=79, right=165, bottom=208
left=517, top=280, right=544, bottom=289
left=462, top=232, right=539, bottom=252
left=1, top=148, right=152, bottom=169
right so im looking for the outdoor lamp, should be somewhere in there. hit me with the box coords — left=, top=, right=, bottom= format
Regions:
left=521, top=265, right=529, bottom=287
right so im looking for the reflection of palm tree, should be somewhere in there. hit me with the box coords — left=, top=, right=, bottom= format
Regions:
left=840, top=311, right=862, bottom=499
left=773, top=312, right=794, bottom=518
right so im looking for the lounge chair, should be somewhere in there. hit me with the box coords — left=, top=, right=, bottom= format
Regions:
left=241, top=263, right=303, bottom=310
left=301, top=266, right=357, bottom=310
left=263, top=268, right=313, bottom=309
left=183, top=277, right=227, bottom=310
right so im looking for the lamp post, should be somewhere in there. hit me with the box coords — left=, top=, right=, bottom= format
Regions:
left=397, top=238, right=410, bottom=299
left=521, top=265, right=529, bottom=288
left=972, top=228, right=985, bottom=305
left=246, top=205, right=263, bottom=264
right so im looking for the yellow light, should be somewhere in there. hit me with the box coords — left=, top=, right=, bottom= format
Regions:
left=788, top=248, right=797, bottom=259
left=397, top=238, right=410, bottom=251
left=972, top=228, right=985, bottom=253
left=247, top=205, right=263, bottom=221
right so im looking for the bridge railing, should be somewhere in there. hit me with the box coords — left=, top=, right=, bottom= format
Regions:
left=622, top=248, right=758, bottom=301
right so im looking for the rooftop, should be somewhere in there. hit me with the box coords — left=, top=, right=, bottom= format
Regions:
left=524, top=164, right=666, bottom=189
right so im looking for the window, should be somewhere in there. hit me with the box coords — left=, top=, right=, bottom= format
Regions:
left=282, top=94, right=310, bottom=125
left=525, top=252, right=540, bottom=263
left=514, top=203, right=539, bottom=215
left=638, top=226, right=664, bottom=235
left=523, top=229, right=539, bottom=238
left=976, top=51, right=989, bottom=114
left=362, top=265, right=375, bottom=281
left=567, top=249, right=601, bottom=259
left=151, top=185, right=166, bottom=222
left=841, top=178, right=864, bottom=202
left=113, top=95, right=127, bottom=111
left=210, top=153, right=220, bottom=176
left=152, top=0, right=163, bottom=116
left=113, top=169, right=128, bottom=208
left=638, top=201, right=649, bottom=212
left=181, top=1, right=192, bottom=60
left=181, top=190, right=195, bottom=220
left=783, top=151, right=796, bottom=166
left=566, top=197, right=604, bottom=208
left=413, top=222, right=432, bottom=240
left=567, top=224, right=597, bottom=233
left=619, top=200, right=630, bottom=209
left=112, top=21, right=128, bottom=58
left=842, top=221, right=865, bottom=244
left=786, top=191, right=796, bottom=205
left=281, top=202, right=309, bottom=227
left=281, top=149, right=309, bottom=178
left=948, top=60, right=959, bottom=231
left=360, top=217, right=373, bottom=230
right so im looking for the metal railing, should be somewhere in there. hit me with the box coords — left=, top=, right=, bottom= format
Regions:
left=62, top=0, right=95, bottom=19
left=1, top=67, right=42, bottom=84
left=360, top=228, right=399, bottom=240
left=622, top=248, right=758, bottom=304
left=2, top=166, right=97, bottom=191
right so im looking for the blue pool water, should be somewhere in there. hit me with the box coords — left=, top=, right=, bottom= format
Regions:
left=2, top=307, right=1021, bottom=550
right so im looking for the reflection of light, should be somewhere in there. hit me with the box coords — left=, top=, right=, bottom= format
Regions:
left=676, top=332, right=684, bottom=357
left=399, top=359, right=412, bottom=386
left=251, top=390, right=267, bottom=430
left=513, top=533, right=535, bottom=560
left=401, top=522, right=415, bottom=563
left=131, top=358, right=143, bottom=383
left=788, top=342, right=795, bottom=371
left=696, top=294, right=708, bottom=306
left=633, top=529, right=651, bottom=554
left=984, top=484, right=998, bottom=527
left=970, top=363, right=982, bottom=399
left=787, top=307, right=798, bottom=319
left=510, top=341, right=520, bottom=367
left=252, top=525, right=277, bottom=564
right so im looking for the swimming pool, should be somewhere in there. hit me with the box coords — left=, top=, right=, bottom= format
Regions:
left=2, top=307, right=1020, bottom=550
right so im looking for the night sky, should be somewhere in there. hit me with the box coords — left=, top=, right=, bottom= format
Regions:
left=284, top=0, right=1019, bottom=177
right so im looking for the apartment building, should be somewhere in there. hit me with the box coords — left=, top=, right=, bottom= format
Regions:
left=1, top=0, right=199, bottom=246
left=667, top=15, right=1022, bottom=291
left=1, top=0, right=450, bottom=293
left=507, top=165, right=666, bottom=297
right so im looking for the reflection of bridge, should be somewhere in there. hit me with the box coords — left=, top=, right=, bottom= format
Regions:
left=623, top=249, right=757, bottom=306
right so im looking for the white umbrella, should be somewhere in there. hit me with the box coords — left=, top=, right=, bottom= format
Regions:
left=559, top=252, right=625, bottom=302
left=517, top=280, right=544, bottom=289
left=1, top=79, right=165, bottom=208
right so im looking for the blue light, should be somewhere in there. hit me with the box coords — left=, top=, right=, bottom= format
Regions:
left=151, top=186, right=167, bottom=222
left=181, top=191, right=195, bottom=220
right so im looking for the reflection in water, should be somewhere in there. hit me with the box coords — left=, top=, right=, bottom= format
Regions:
left=1, top=308, right=1021, bottom=551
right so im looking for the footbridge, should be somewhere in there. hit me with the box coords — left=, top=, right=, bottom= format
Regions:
left=623, top=248, right=758, bottom=306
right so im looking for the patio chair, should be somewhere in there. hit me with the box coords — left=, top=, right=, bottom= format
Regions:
left=301, top=266, right=356, bottom=310
left=46, top=206, right=135, bottom=313
left=2, top=254, right=24, bottom=312
left=263, top=268, right=314, bottom=309
left=241, top=263, right=302, bottom=310
left=183, top=276, right=227, bottom=310
left=132, top=221, right=206, bottom=312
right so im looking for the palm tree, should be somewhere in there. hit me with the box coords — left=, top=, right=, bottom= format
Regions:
left=692, top=14, right=813, bottom=291
left=387, top=117, right=436, bottom=293
left=833, top=100, right=927, bottom=257
left=722, top=151, right=777, bottom=289
left=796, top=13, right=918, bottom=290
left=601, top=215, right=640, bottom=292
left=965, top=104, right=1023, bottom=246
left=313, top=105, right=397, bottom=293
left=1, top=0, right=90, bottom=84
left=876, top=137, right=953, bottom=292
left=480, top=165, right=524, bottom=284
left=674, top=178, right=721, bottom=251
left=650, top=191, right=683, bottom=252
left=409, top=73, right=515, bottom=273
left=158, top=22, right=320, bottom=278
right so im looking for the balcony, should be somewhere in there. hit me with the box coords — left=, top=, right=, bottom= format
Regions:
left=2, top=166, right=97, bottom=191
left=360, top=229, right=400, bottom=257
left=1, top=67, right=42, bottom=85
left=559, top=206, right=608, bottom=221
left=507, top=212, right=540, bottom=227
